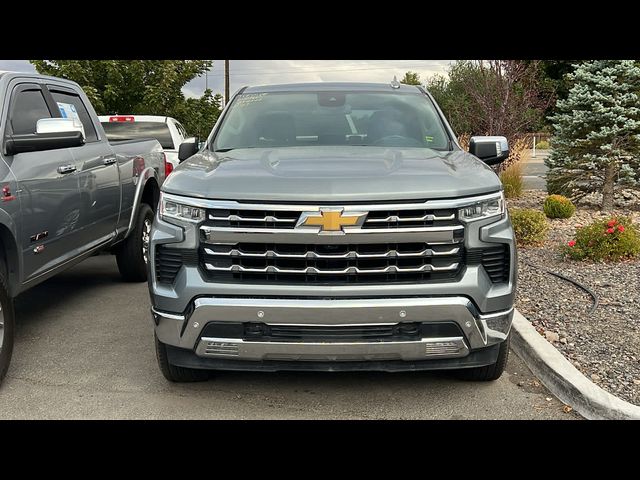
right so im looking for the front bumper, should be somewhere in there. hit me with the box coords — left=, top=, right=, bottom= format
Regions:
left=152, top=296, right=513, bottom=365
left=164, top=341, right=503, bottom=372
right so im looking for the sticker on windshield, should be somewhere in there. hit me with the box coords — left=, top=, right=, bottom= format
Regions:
left=57, top=102, right=85, bottom=138
left=235, top=93, right=268, bottom=106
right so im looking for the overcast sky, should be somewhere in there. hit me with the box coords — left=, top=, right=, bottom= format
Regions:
left=0, top=60, right=452, bottom=98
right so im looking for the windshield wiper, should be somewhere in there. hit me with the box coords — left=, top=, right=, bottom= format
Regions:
left=214, top=148, right=235, bottom=153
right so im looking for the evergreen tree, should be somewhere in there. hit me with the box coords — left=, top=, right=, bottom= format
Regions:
left=400, top=71, right=422, bottom=86
left=546, top=60, right=640, bottom=211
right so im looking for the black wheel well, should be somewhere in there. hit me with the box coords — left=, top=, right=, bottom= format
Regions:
left=0, top=224, right=19, bottom=293
left=142, top=178, right=160, bottom=212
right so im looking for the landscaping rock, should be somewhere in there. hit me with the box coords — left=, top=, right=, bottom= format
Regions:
left=510, top=190, right=640, bottom=407
left=545, top=331, right=560, bottom=343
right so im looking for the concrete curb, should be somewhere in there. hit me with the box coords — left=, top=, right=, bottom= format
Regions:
left=511, top=310, right=640, bottom=420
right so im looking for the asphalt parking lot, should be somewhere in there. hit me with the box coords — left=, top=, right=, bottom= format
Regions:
left=0, top=255, right=579, bottom=419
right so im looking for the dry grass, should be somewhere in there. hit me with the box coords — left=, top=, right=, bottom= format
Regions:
left=500, top=160, right=524, bottom=198
left=457, top=133, right=471, bottom=151
left=502, top=137, right=528, bottom=170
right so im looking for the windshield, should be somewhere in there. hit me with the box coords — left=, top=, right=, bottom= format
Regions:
left=213, top=91, right=451, bottom=151
left=101, top=121, right=175, bottom=149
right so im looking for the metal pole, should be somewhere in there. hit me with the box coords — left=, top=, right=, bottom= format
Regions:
left=532, top=135, right=536, bottom=158
left=224, top=60, right=230, bottom=105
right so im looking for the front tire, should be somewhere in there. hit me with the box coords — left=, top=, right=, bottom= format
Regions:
left=155, top=335, right=209, bottom=382
left=0, top=258, right=15, bottom=385
left=116, top=203, right=154, bottom=282
left=455, top=334, right=510, bottom=381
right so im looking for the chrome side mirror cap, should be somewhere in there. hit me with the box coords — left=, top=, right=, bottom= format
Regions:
left=36, top=117, right=86, bottom=140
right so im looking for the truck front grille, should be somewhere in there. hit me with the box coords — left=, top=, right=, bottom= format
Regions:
left=198, top=200, right=467, bottom=285
left=208, top=209, right=300, bottom=229
left=200, top=321, right=465, bottom=343
left=362, top=208, right=457, bottom=228
left=200, top=242, right=463, bottom=284
left=207, top=206, right=459, bottom=230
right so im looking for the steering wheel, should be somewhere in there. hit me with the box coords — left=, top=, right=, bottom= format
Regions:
left=372, top=135, right=423, bottom=147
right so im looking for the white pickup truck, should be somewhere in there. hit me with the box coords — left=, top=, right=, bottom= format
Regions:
left=99, top=115, right=192, bottom=170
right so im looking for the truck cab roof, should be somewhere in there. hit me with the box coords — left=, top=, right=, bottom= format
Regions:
left=0, top=71, right=81, bottom=88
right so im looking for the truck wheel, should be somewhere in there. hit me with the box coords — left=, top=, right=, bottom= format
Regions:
left=0, top=258, right=15, bottom=385
left=155, top=334, right=209, bottom=382
left=454, top=334, right=510, bottom=381
left=116, top=203, right=154, bottom=282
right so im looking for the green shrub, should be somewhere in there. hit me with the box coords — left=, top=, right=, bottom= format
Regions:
left=500, top=161, right=524, bottom=199
left=510, top=208, right=549, bottom=246
left=564, top=216, right=640, bottom=261
left=543, top=194, right=576, bottom=219
left=545, top=176, right=573, bottom=197
left=536, top=140, right=550, bottom=149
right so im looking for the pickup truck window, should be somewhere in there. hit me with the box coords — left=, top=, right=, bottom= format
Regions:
left=101, top=122, right=175, bottom=149
left=214, top=91, right=450, bottom=151
left=49, top=90, right=98, bottom=142
left=175, top=121, right=187, bottom=139
left=10, top=88, right=52, bottom=135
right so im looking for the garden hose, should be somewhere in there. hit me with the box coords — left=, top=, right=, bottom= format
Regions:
left=524, top=261, right=599, bottom=314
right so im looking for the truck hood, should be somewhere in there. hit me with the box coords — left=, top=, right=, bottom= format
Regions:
left=163, top=146, right=502, bottom=202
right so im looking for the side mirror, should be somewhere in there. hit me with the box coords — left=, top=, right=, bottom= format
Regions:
left=469, top=136, right=509, bottom=166
left=178, top=136, right=199, bottom=162
left=37, top=118, right=85, bottom=137
left=4, top=118, right=85, bottom=156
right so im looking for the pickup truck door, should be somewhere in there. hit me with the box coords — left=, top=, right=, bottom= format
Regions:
left=45, top=85, right=120, bottom=248
left=2, top=82, right=83, bottom=281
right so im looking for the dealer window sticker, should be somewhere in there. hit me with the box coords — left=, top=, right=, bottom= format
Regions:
left=235, top=93, right=268, bottom=107
left=57, top=102, right=86, bottom=138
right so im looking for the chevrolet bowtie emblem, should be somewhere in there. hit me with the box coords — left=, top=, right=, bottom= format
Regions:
left=298, top=209, right=367, bottom=233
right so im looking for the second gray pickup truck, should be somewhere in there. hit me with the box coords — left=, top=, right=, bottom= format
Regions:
left=149, top=82, right=517, bottom=382
left=0, top=72, right=168, bottom=383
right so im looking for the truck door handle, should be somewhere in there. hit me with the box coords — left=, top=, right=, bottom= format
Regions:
left=103, top=157, right=117, bottom=165
left=57, top=164, right=77, bottom=174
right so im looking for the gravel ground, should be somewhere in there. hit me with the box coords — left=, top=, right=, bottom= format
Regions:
left=510, top=190, right=640, bottom=406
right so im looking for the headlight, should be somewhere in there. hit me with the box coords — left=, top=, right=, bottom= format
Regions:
left=458, top=192, right=505, bottom=222
left=160, top=194, right=205, bottom=223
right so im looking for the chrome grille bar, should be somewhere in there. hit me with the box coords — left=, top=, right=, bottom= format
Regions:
left=203, top=263, right=460, bottom=275
left=200, top=225, right=464, bottom=245
left=209, top=214, right=297, bottom=223
left=204, top=247, right=460, bottom=259
left=366, top=213, right=456, bottom=223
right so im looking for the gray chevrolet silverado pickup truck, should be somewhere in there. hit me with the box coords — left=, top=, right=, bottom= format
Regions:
left=149, top=82, right=516, bottom=382
left=0, top=72, right=168, bottom=383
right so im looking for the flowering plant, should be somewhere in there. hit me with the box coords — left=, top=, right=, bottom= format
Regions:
left=564, top=216, right=640, bottom=261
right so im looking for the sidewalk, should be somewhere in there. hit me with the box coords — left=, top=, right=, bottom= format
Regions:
left=522, top=149, right=549, bottom=191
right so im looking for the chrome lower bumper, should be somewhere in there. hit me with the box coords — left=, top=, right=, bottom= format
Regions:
left=195, top=336, right=469, bottom=361
left=153, top=296, right=513, bottom=362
